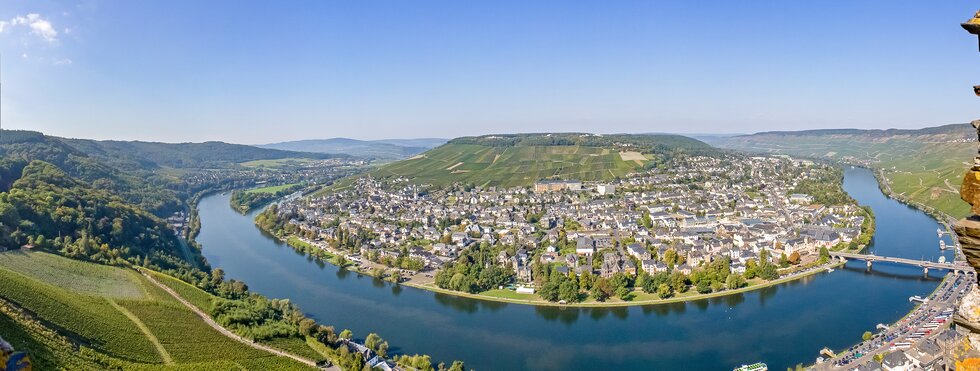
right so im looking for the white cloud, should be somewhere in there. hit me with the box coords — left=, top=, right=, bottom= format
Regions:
left=20, top=53, right=27, bottom=59
left=53, top=58, right=71, bottom=65
left=3, top=13, right=58, bottom=42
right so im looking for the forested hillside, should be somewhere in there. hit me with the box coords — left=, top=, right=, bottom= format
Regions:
left=0, top=160, right=193, bottom=271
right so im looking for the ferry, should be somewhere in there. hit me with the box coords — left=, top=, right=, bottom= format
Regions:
left=734, top=362, right=767, bottom=371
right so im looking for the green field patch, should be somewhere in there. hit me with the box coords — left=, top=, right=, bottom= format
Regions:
left=0, top=251, right=146, bottom=299
left=240, top=158, right=316, bottom=168
left=245, top=183, right=301, bottom=194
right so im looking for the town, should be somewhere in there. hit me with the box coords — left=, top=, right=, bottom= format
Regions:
left=263, top=154, right=872, bottom=303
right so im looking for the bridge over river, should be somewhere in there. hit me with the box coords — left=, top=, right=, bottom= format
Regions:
left=828, top=251, right=974, bottom=275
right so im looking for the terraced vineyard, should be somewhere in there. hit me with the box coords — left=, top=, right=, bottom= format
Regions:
left=0, top=251, right=315, bottom=370
left=372, top=143, right=648, bottom=187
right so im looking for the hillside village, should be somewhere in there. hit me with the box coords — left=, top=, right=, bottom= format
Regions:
left=266, top=154, right=869, bottom=301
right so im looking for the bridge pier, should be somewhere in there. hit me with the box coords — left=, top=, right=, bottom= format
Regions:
left=866, top=260, right=873, bottom=269
left=923, top=267, right=929, bottom=276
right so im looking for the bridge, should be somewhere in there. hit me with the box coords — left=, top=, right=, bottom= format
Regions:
left=828, top=251, right=973, bottom=275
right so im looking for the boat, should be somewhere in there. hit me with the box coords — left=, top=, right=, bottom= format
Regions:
left=734, top=362, right=768, bottom=371
left=940, top=240, right=947, bottom=250
left=826, top=267, right=835, bottom=273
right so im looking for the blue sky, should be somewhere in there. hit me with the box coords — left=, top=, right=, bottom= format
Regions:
left=1, top=1, right=979, bottom=144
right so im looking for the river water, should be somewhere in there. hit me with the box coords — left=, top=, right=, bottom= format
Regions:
left=195, top=167, right=954, bottom=370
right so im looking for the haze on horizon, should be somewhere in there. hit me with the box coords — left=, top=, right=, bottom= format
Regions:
left=1, top=0, right=978, bottom=144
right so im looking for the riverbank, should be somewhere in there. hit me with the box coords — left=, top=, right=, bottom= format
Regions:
left=273, top=229, right=847, bottom=308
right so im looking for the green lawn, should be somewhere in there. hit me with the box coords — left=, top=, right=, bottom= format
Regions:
left=245, top=183, right=300, bottom=194
left=479, top=289, right=539, bottom=300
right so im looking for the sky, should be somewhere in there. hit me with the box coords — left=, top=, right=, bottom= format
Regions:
left=0, top=1, right=979, bottom=144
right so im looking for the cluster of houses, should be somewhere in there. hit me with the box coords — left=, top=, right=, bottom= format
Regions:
left=276, top=155, right=866, bottom=286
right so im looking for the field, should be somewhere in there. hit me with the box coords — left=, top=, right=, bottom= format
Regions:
left=718, top=127, right=975, bottom=219
left=245, top=183, right=301, bottom=194
left=240, top=158, right=318, bottom=169
left=371, top=143, right=647, bottom=187
left=0, top=251, right=314, bottom=370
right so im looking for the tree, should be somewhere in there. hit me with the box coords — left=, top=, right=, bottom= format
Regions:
left=778, top=253, right=789, bottom=268
left=615, top=286, right=632, bottom=300
left=591, top=277, right=614, bottom=301
left=365, top=333, right=383, bottom=352
left=558, top=280, right=580, bottom=302
left=862, top=331, right=873, bottom=341
left=758, top=261, right=779, bottom=280
left=389, top=269, right=402, bottom=283
left=298, top=318, right=317, bottom=337
left=539, top=281, right=561, bottom=302
left=725, top=273, right=745, bottom=290
left=819, top=246, right=830, bottom=264
left=340, top=329, right=353, bottom=340
left=579, top=270, right=594, bottom=291
left=788, top=251, right=801, bottom=265
left=669, top=271, right=688, bottom=293
left=656, top=283, right=672, bottom=299
left=744, top=259, right=758, bottom=279
left=378, top=341, right=389, bottom=358
left=663, top=249, right=678, bottom=267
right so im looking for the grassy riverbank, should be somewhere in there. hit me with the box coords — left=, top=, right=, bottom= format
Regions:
left=272, top=229, right=848, bottom=308
left=402, top=261, right=845, bottom=308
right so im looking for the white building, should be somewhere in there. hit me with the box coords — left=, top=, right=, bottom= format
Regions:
left=597, top=184, right=616, bottom=196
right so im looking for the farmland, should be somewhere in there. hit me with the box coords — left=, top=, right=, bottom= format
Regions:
left=0, top=251, right=315, bottom=370
left=240, top=158, right=320, bottom=169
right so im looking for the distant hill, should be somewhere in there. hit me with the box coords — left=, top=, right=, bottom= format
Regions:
left=61, top=137, right=335, bottom=170
left=0, top=129, right=330, bottom=215
left=716, top=123, right=974, bottom=218
left=357, top=133, right=717, bottom=188
left=261, top=137, right=446, bottom=159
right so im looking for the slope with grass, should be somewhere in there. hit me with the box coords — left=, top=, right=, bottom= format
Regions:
left=363, top=133, right=715, bottom=188
left=0, top=251, right=315, bottom=370
left=716, top=123, right=975, bottom=219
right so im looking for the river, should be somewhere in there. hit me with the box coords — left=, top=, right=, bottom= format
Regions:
left=195, top=167, right=955, bottom=370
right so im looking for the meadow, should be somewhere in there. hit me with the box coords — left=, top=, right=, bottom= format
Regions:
left=245, top=183, right=301, bottom=194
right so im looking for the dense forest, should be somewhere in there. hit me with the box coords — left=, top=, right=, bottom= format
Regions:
left=0, top=160, right=193, bottom=271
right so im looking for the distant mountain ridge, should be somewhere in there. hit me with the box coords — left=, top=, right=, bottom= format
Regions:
left=260, top=137, right=447, bottom=159
left=734, top=123, right=972, bottom=140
